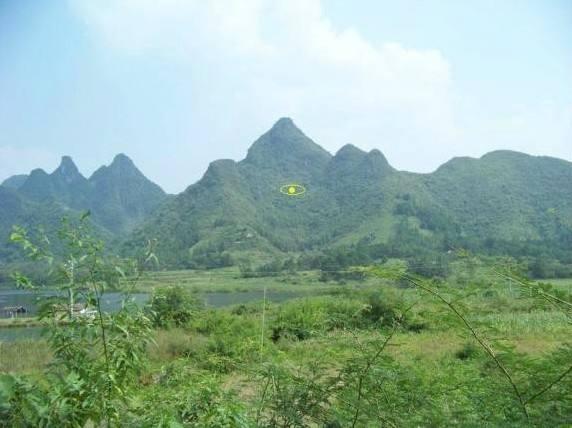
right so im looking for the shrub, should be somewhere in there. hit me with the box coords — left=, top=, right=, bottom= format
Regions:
left=148, top=285, right=203, bottom=328
left=270, top=296, right=386, bottom=342
left=177, top=378, right=252, bottom=426
left=1, top=215, right=154, bottom=426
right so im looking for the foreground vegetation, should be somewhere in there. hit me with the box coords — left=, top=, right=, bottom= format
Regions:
left=2, top=276, right=571, bottom=426
left=0, top=218, right=571, bottom=427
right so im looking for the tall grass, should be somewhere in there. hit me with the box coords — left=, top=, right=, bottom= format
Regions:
left=0, top=339, right=51, bottom=373
left=473, top=310, right=569, bottom=334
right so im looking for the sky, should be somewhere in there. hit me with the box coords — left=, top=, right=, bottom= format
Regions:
left=0, top=0, right=571, bottom=193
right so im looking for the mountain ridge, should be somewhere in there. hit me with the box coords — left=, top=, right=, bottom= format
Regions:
left=0, top=154, right=168, bottom=265
left=2, top=118, right=571, bottom=271
left=122, top=118, right=572, bottom=268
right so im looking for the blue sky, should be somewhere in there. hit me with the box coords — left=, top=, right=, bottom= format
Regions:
left=1, top=0, right=571, bottom=193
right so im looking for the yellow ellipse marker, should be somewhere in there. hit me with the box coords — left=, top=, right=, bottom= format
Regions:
left=280, top=184, right=306, bottom=196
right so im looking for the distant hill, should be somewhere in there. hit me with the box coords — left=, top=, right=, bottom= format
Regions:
left=1, top=119, right=570, bottom=273
left=1, top=174, right=28, bottom=190
left=13, top=154, right=168, bottom=235
left=0, top=154, right=168, bottom=268
left=124, top=118, right=572, bottom=268
left=88, top=154, right=168, bottom=234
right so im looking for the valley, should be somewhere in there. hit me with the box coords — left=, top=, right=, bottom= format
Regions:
left=0, top=119, right=570, bottom=426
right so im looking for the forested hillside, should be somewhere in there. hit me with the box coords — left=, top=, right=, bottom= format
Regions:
left=0, top=154, right=167, bottom=274
left=2, top=118, right=571, bottom=274
left=125, top=118, right=572, bottom=270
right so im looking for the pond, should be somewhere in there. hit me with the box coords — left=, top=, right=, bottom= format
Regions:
left=0, top=289, right=149, bottom=319
left=0, top=288, right=303, bottom=342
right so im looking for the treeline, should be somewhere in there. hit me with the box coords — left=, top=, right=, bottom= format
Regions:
left=145, top=209, right=572, bottom=281
left=238, top=234, right=571, bottom=282
left=238, top=235, right=454, bottom=281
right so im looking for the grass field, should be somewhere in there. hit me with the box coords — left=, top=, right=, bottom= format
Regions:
left=128, top=268, right=382, bottom=293
left=0, top=317, right=39, bottom=328
left=544, top=277, right=572, bottom=291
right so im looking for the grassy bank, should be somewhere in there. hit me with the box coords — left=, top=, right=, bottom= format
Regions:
left=0, top=317, right=42, bottom=329
left=127, top=268, right=381, bottom=294
left=0, top=339, right=51, bottom=373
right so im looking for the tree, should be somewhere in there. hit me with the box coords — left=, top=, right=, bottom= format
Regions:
left=0, top=214, right=154, bottom=426
left=148, top=285, right=203, bottom=328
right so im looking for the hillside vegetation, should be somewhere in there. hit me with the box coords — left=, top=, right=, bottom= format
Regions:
left=0, top=154, right=167, bottom=278
left=125, top=118, right=572, bottom=271
left=0, top=218, right=570, bottom=426
left=1, top=118, right=571, bottom=280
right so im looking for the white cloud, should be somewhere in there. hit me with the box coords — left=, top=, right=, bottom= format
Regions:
left=70, top=0, right=457, bottom=168
left=69, top=0, right=571, bottom=190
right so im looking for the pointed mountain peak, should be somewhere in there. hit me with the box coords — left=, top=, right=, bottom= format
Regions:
left=111, top=153, right=136, bottom=168
left=90, top=154, right=142, bottom=181
left=60, top=155, right=77, bottom=169
left=327, top=145, right=393, bottom=181
left=260, top=117, right=308, bottom=143
left=333, top=145, right=390, bottom=167
left=335, top=144, right=366, bottom=158
left=89, top=154, right=166, bottom=197
left=368, top=148, right=390, bottom=163
left=29, top=167, right=49, bottom=176
left=53, top=156, right=84, bottom=181
left=244, top=118, right=331, bottom=175
left=271, top=117, right=296, bottom=131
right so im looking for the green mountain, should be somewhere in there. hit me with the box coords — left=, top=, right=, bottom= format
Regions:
left=20, top=156, right=92, bottom=210
left=423, top=151, right=572, bottom=255
left=2, top=119, right=571, bottom=273
left=89, top=154, right=168, bottom=234
left=1, top=174, right=28, bottom=189
left=0, top=155, right=168, bottom=271
left=0, top=185, right=74, bottom=274
left=125, top=118, right=572, bottom=268
left=14, top=154, right=168, bottom=235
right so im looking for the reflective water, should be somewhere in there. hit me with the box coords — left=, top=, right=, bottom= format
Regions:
left=0, top=288, right=302, bottom=342
left=0, top=289, right=149, bottom=318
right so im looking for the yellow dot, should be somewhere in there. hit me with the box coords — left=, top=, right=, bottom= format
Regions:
left=288, top=186, right=296, bottom=194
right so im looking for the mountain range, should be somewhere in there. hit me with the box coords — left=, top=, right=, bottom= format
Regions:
left=2, top=118, right=572, bottom=271
left=0, top=153, right=167, bottom=265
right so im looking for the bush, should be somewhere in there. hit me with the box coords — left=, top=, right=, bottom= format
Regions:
left=177, top=378, right=252, bottom=426
left=148, top=286, right=203, bottom=328
left=1, top=215, right=154, bottom=427
left=270, top=295, right=396, bottom=342
left=126, top=374, right=253, bottom=427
